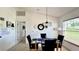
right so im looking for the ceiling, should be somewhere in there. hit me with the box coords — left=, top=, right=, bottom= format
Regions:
left=16, top=7, right=79, bottom=18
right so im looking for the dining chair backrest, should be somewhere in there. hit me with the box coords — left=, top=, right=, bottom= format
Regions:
left=58, top=35, right=64, bottom=44
left=41, top=33, right=46, bottom=39
left=44, top=40, right=56, bottom=51
left=27, top=35, right=31, bottom=45
left=27, top=35, right=38, bottom=49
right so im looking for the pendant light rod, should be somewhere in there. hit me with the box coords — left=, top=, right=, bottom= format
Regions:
left=45, top=7, right=48, bottom=24
left=46, top=7, right=48, bottom=20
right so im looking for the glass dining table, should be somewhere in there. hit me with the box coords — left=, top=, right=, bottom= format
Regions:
left=31, top=38, right=58, bottom=51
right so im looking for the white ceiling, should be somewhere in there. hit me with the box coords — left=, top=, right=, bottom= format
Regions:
left=16, top=7, right=78, bottom=18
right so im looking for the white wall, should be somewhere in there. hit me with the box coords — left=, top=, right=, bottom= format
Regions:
left=0, top=8, right=17, bottom=50
left=26, top=11, right=58, bottom=39
left=15, top=8, right=59, bottom=39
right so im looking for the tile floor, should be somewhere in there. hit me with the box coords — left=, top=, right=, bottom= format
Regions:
left=8, top=39, right=68, bottom=51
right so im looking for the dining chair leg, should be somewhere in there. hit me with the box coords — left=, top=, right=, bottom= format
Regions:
left=35, top=42, right=38, bottom=51
left=56, top=43, right=59, bottom=51
left=34, top=40, right=36, bottom=51
left=60, top=46, right=62, bottom=51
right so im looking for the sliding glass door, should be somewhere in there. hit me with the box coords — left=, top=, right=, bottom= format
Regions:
left=63, top=17, right=79, bottom=45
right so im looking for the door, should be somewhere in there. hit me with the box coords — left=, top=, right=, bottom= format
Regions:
left=16, top=21, right=26, bottom=42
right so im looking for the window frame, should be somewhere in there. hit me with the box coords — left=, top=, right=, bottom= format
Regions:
left=63, top=16, right=79, bottom=46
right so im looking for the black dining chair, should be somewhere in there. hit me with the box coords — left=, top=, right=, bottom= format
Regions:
left=56, top=35, right=64, bottom=51
left=27, top=35, right=38, bottom=50
left=42, top=40, right=56, bottom=51
left=41, top=33, right=46, bottom=50
left=41, top=33, right=46, bottom=39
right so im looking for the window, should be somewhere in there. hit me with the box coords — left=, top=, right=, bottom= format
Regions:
left=63, top=17, right=79, bottom=45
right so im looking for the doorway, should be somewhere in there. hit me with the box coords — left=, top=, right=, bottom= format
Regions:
left=16, top=21, right=26, bottom=43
